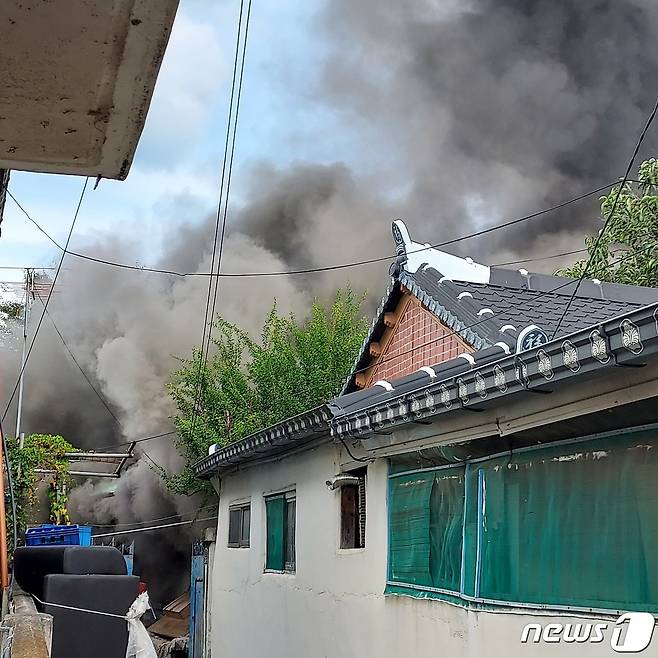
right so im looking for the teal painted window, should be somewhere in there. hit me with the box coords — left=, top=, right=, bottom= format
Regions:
left=387, top=428, right=658, bottom=612
left=265, top=491, right=296, bottom=572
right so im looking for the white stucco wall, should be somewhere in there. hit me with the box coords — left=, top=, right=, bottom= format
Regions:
left=209, top=442, right=658, bottom=658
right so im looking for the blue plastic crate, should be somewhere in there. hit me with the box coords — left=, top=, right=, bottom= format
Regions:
left=25, top=524, right=92, bottom=547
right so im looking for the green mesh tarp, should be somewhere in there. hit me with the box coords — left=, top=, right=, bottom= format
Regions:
left=474, top=431, right=658, bottom=611
left=266, top=496, right=285, bottom=571
left=389, top=467, right=465, bottom=590
left=387, top=428, right=658, bottom=612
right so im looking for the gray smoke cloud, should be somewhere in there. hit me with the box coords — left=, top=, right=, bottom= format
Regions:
left=2, top=0, right=657, bottom=604
left=4, top=228, right=312, bottom=604
left=318, top=0, right=658, bottom=259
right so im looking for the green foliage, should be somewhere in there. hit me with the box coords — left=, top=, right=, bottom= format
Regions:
left=7, top=433, right=77, bottom=546
left=0, top=301, right=23, bottom=319
left=557, top=158, right=658, bottom=286
left=167, top=288, right=369, bottom=495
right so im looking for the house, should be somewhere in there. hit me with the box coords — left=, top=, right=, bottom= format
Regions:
left=194, top=220, right=658, bottom=658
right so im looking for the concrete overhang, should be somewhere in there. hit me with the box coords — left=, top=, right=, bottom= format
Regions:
left=0, top=0, right=179, bottom=180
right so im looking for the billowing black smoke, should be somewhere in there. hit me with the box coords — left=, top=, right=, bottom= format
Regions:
left=320, top=0, right=658, bottom=257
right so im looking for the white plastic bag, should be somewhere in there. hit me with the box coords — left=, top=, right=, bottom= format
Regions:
left=125, top=592, right=157, bottom=658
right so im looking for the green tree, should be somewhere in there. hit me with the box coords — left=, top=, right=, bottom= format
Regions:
left=167, top=288, right=368, bottom=495
left=557, top=158, right=658, bottom=286
left=6, top=433, right=77, bottom=547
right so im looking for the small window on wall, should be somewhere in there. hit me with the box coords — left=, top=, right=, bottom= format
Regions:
left=227, top=503, right=250, bottom=548
left=265, top=491, right=296, bottom=572
left=340, top=468, right=367, bottom=549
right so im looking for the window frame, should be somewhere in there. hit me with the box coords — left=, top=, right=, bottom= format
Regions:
left=227, top=502, right=251, bottom=549
left=265, top=489, right=296, bottom=573
left=339, top=467, right=367, bottom=550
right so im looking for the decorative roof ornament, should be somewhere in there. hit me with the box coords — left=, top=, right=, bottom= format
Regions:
left=457, top=378, right=469, bottom=404
left=562, top=340, right=580, bottom=372
left=620, top=319, right=643, bottom=354
left=493, top=365, right=507, bottom=392
left=440, top=384, right=452, bottom=408
left=537, top=349, right=554, bottom=380
left=391, top=219, right=490, bottom=283
left=516, top=324, right=549, bottom=352
left=590, top=329, right=610, bottom=364
left=515, top=357, right=530, bottom=388
left=474, top=372, right=487, bottom=398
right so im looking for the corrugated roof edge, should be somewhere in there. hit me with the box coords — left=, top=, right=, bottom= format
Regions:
left=330, top=302, right=658, bottom=439
left=193, top=405, right=333, bottom=478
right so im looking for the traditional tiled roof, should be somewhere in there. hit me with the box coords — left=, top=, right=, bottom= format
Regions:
left=194, top=220, right=658, bottom=478
left=341, top=221, right=658, bottom=393
left=330, top=301, right=658, bottom=437
left=194, top=406, right=332, bottom=478
left=195, top=300, right=658, bottom=478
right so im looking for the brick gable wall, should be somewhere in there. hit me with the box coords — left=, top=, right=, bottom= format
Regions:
left=364, top=296, right=473, bottom=386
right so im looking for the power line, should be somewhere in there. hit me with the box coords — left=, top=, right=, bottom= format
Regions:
left=42, top=306, right=173, bottom=470
left=44, top=307, right=122, bottom=427
left=492, top=248, right=587, bottom=267
left=90, top=504, right=219, bottom=529
left=8, top=180, right=621, bottom=280
left=92, top=516, right=217, bottom=539
left=0, top=266, right=55, bottom=271
left=190, top=0, right=252, bottom=444
left=95, top=431, right=177, bottom=452
left=42, top=299, right=180, bottom=456
left=2, top=178, right=89, bottom=423
left=551, top=94, right=658, bottom=340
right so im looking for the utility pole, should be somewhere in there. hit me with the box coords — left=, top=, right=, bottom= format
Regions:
left=15, top=268, right=32, bottom=440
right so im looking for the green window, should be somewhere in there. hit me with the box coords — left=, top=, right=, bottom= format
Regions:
left=266, top=491, right=296, bottom=572
left=387, top=428, right=658, bottom=613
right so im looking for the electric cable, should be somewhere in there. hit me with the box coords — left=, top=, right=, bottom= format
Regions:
left=2, top=178, right=89, bottom=423
left=44, top=307, right=122, bottom=427
left=92, top=516, right=217, bottom=539
left=8, top=180, right=621, bottom=280
left=90, top=504, right=219, bottom=529
left=551, top=94, right=658, bottom=339
left=492, top=248, right=587, bottom=267
left=189, top=0, right=252, bottom=443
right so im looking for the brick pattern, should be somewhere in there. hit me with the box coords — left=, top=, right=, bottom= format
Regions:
left=367, top=301, right=473, bottom=385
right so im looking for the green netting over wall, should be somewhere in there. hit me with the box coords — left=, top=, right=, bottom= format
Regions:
left=389, top=467, right=465, bottom=591
left=475, top=431, right=658, bottom=611
left=266, top=496, right=285, bottom=571
left=387, top=428, right=658, bottom=612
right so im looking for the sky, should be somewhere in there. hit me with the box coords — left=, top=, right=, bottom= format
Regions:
left=0, top=0, right=349, bottom=280
left=4, top=0, right=657, bottom=286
